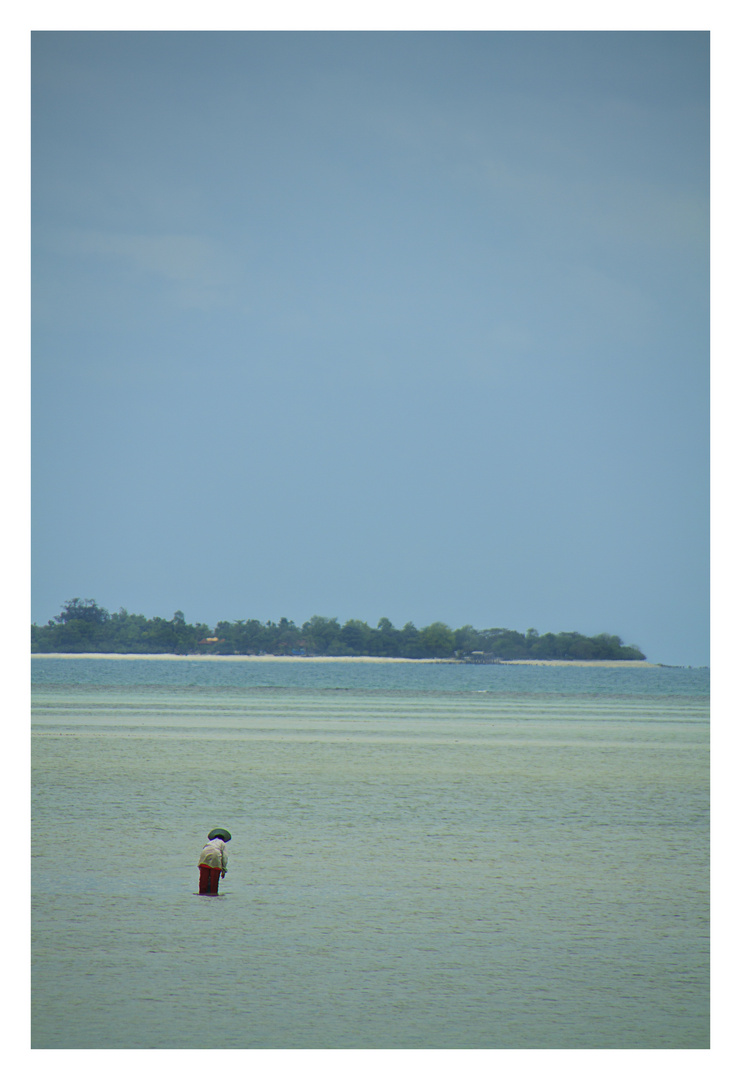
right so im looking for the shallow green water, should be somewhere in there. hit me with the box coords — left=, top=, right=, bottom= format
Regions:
left=31, top=659, right=709, bottom=1048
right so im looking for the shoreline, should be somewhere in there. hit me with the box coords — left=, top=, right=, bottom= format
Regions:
left=495, top=659, right=656, bottom=668
left=31, top=653, right=657, bottom=667
left=30, top=653, right=453, bottom=663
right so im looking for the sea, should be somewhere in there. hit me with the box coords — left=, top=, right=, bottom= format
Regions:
left=31, top=656, right=709, bottom=1050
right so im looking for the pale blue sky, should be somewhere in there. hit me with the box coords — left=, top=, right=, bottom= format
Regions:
left=31, top=31, right=709, bottom=664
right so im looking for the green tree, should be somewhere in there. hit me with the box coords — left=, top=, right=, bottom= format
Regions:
left=399, top=622, right=423, bottom=658
left=302, top=616, right=342, bottom=655
left=480, top=628, right=528, bottom=659
left=419, top=622, right=455, bottom=658
left=30, top=602, right=646, bottom=660
left=142, top=617, right=179, bottom=652
left=376, top=617, right=401, bottom=657
left=340, top=619, right=373, bottom=655
left=454, top=624, right=482, bottom=654
left=55, top=598, right=110, bottom=625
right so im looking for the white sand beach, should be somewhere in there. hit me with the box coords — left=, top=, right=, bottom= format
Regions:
left=34, top=653, right=449, bottom=662
left=33, top=653, right=656, bottom=666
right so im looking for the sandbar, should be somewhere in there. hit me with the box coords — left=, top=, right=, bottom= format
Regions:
left=32, top=653, right=449, bottom=662
left=32, top=653, right=655, bottom=666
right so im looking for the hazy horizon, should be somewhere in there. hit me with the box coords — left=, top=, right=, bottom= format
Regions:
left=32, top=31, right=709, bottom=666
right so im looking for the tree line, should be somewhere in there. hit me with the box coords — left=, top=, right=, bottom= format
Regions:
left=30, top=598, right=647, bottom=661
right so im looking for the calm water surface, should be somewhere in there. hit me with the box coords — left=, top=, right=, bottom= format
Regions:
left=31, top=658, right=709, bottom=1049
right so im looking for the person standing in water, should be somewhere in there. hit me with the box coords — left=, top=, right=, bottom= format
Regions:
left=198, top=828, right=231, bottom=894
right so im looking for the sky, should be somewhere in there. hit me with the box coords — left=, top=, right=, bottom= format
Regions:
left=31, top=30, right=709, bottom=665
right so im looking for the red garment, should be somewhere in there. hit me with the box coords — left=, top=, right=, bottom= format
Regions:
left=199, top=864, right=222, bottom=895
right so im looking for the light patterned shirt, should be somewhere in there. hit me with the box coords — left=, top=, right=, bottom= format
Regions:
left=198, top=837, right=228, bottom=870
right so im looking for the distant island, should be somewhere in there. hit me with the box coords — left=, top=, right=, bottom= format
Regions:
left=31, top=599, right=647, bottom=662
